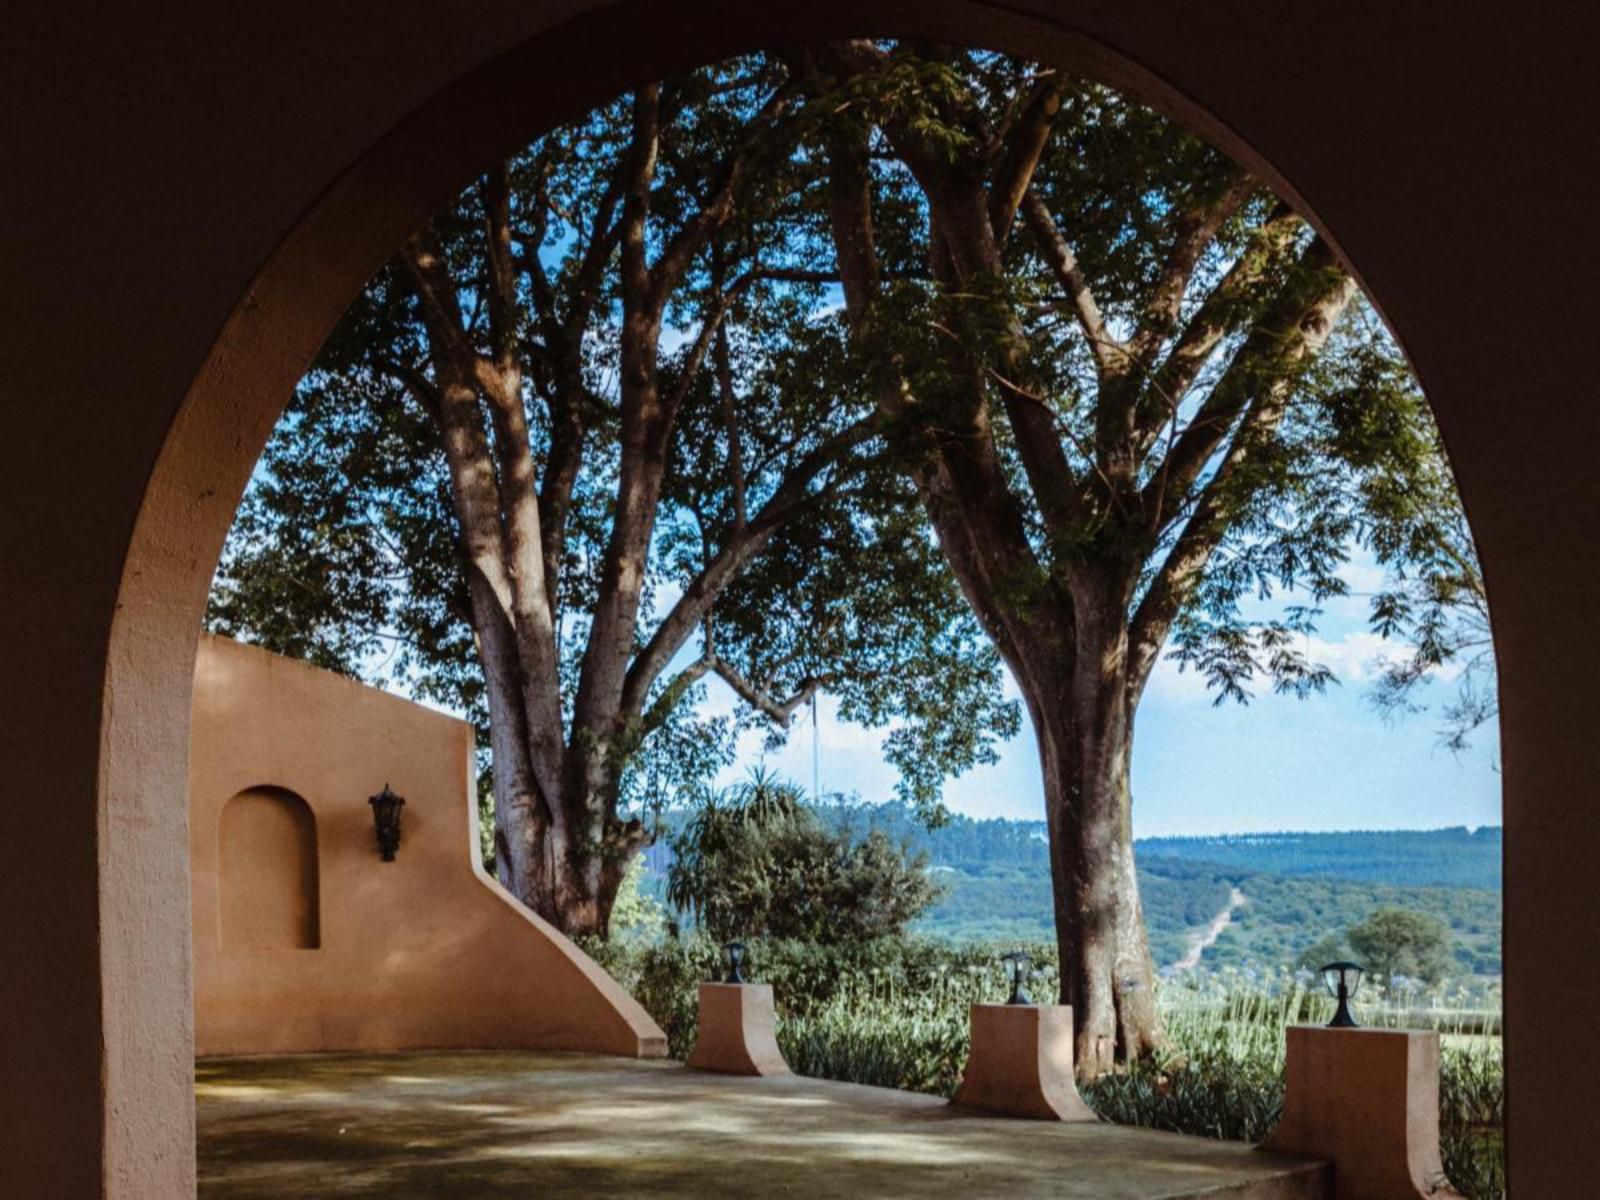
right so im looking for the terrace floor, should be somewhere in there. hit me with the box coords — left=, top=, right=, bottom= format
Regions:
left=196, top=1052, right=1330, bottom=1198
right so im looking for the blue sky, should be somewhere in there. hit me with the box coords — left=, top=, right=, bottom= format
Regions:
left=700, top=546, right=1502, bottom=836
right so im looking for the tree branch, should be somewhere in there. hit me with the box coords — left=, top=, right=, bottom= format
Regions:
left=811, top=69, right=1070, bottom=675
left=479, top=163, right=521, bottom=377
left=988, top=73, right=1064, bottom=243
left=1021, top=188, right=1121, bottom=376
left=705, top=652, right=824, bottom=728
left=619, top=412, right=882, bottom=717
left=647, top=81, right=797, bottom=310
left=714, top=324, right=748, bottom=529
left=1127, top=256, right=1357, bottom=700
left=618, top=84, right=660, bottom=313
left=662, top=267, right=756, bottom=415
left=1130, top=203, right=1303, bottom=456
left=1122, top=168, right=1258, bottom=368
left=398, top=223, right=567, bottom=798
left=1140, top=236, right=1348, bottom=533
left=398, top=227, right=472, bottom=357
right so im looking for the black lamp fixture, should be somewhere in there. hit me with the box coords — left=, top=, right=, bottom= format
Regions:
left=1000, top=950, right=1033, bottom=1005
left=368, top=784, right=405, bottom=862
left=723, top=940, right=747, bottom=984
left=1321, top=961, right=1363, bottom=1028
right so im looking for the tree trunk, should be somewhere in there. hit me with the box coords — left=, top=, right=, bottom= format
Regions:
left=488, top=714, right=644, bottom=937
left=1025, top=706, right=1165, bottom=1079
left=547, top=750, right=645, bottom=937
left=1021, top=570, right=1165, bottom=1081
left=1044, top=725, right=1165, bottom=1080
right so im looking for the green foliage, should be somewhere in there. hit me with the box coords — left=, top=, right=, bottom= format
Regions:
left=1349, top=906, right=1454, bottom=986
left=608, top=856, right=668, bottom=943
left=1084, top=1050, right=1285, bottom=1144
left=665, top=773, right=944, bottom=944
left=1215, top=875, right=1497, bottom=978
left=1294, top=931, right=1352, bottom=971
left=793, top=47, right=1484, bottom=717
left=208, top=44, right=1490, bottom=834
left=582, top=932, right=1037, bottom=1064
left=206, top=51, right=1019, bottom=830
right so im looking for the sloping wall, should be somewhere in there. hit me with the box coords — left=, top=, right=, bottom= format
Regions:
left=189, top=634, right=666, bottom=1058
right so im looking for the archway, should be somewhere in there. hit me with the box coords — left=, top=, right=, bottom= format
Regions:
left=10, top=2, right=1584, bottom=1195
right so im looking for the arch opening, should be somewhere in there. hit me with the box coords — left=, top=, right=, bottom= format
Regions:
left=91, top=3, right=1556, bottom=1196
left=197, top=25, right=1503, bottom=1194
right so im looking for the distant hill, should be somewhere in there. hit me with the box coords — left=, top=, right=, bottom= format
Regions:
left=637, top=803, right=1502, bottom=976
left=1136, top=826, right=1502, bottom=890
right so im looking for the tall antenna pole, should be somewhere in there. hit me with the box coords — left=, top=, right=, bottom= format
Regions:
left=811, top=690, right=820, bottom=803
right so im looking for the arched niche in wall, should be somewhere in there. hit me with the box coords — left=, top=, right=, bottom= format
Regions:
left=218, top=786, right=321, bottom=950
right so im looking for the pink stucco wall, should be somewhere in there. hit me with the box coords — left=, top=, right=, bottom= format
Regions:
left=189, top=634, right=666, bottom=1058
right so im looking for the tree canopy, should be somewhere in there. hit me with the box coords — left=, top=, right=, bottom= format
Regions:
left=209, top=43, right=1489, bottom=1020
left=1348, top=906, right=1455, bottom=986
left=208, top=55, right=1018, bottom=928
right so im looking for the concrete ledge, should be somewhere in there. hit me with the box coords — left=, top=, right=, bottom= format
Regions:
left=686, top=982, right=790, bottom=1076
left=1262, top=1025, right=1462, bottom=1199
left=951, top=1003, right=1098, bottom=1121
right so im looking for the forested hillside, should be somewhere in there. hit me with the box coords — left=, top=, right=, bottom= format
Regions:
left=639, top=803, right=1502, bottom=975
left=1137, top=826, right=1502, bottom=889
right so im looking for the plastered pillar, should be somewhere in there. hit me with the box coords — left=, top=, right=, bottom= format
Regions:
left=1262, top=1026, right=1463, bottom=1199
left=951, top=1004, right=1098, bottom=1120
left=686, top=982, right=790, bottom=1076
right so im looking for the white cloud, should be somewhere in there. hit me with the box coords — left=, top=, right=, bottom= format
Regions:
left=1145, top=654, right=1217, bottom=704
left=1300, top=629, right=1396, bottom=683
left=1144, top=626, right=1410, bottom=707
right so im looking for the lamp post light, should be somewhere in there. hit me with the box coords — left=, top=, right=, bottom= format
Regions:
left=723, top=941, right=747, bottom=985
left=368, top=784, right=405, bottom=862
left=1000, top=951, right=1033, bottom=1005
left=1321, top=961, right=1363, bottom=1028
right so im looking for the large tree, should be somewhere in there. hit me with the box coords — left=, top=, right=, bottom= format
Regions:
left=778, top=42, right=1473, bottom=1076
left=212, top=46, right=1484, bottom=1074
left=209, top=60, right=1016, bottom=934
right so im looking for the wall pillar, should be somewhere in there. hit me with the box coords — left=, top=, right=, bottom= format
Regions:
left=686, top=983, right=790, bottom=1076
left=951, top=1004, right=1098, bottom=1121
left=1262, top=1026, right=1462, bottom=1199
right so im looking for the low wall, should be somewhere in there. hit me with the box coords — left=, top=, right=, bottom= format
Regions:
left=189, top=634, right=666, bottom=1058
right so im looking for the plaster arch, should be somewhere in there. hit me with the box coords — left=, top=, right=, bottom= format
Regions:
left=21, top=1, right=1588, bottom=1196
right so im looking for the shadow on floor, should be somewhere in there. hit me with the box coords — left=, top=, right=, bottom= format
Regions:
left=196, top=1052, right=1329, bottom=1198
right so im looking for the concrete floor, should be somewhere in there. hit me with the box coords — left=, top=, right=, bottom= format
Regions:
left=196, top=1052, right=1331, bottom=1199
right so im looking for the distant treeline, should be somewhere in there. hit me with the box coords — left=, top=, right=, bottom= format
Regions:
left=803, top=801, right=1502, bottom=892
left=637, top=801, right=1503, bottom=974
left=1136, top=826, right=1501, bottom=890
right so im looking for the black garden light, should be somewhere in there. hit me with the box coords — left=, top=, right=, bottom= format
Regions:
left=368, top=784, right=405, bottom=862
left=723, top=941, right=747, bottom=984
left=1000, top=951, right=1033, bottom=1005
left=1321, top=961, right=1363, bottom=1028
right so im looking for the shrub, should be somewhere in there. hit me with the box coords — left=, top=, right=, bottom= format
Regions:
left=665, top=774, right=944, bottom=944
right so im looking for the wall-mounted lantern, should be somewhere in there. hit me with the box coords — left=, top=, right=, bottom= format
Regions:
left=368, top=784, right=405, bottom=862
left=1001, top=950, right=1033, bottom=1005
left=1321, top=961, right=1363, bottom=1028
left=723, top=941, right=747, bottom=984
